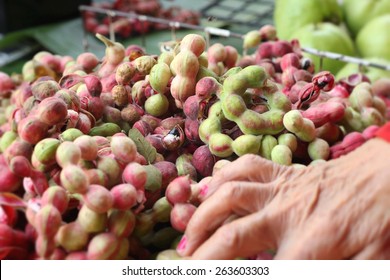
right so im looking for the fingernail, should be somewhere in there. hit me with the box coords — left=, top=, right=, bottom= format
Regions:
left=177, top=235, right=187, bottom=253
left=199, top=184, right=209, bottom=198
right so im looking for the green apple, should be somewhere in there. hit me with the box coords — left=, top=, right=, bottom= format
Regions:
left=290, top=22, right=356, bottom=74
left=356, top=15, right=390, bottom=61
left=342, top=0, right=390, bottom=37
left=274, top=0, right=343, bottom=40
left=336, top=57, right=390, bottom=82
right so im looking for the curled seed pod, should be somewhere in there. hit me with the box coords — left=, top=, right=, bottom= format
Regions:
left=60, top=164, right=89, bottom=194
left=108, top=209, right=136, bottom=238
left=55, top=221, right=90, bottom=252
left=77, top=204, right=107, bottom=233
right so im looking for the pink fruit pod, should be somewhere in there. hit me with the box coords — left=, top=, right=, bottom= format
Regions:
left=49, top=248, right=67, bottom=260
left=108, top=209, right=136, bottom=238
left=115, top=61, right=136, bottom=85
left=65, top=251, right=88, bottom=260
left=170, top=202, right=197, bottom=233
left=110, top=135, right=137, bottom=164
left=134, top=152, right=147, bottom=165
left=85, top=168, right=109, bottom=186
left=255, top=41, right=274, bottom=62
left=153, top=161, right=178, bottom=190
left=183, top=95, right=200, bottom=120
left=165, top=175, right=192, bottom=205
left=101, top=73, right=117, bottom=93
left=93, top=135, right=111, bottom=149
left=141, top=114, right=161, bottom=130
left=301, top=101, right=345, bottom=128
left=132, top=119, right=153, bottom=136
left=145, top=134, right=165, bottom=154
left=76, top=112, right=93, bottom=134
left=82, top=184, right=113, bottom=214
left=55, top=222, right=90, bottom=252
left=83, top=74, right=102, bottom=97
left=41, top=186, right=69, bottom=214
left=0, top=71, right=15, bottom=97
left=280, top=53, right=301, bottom=71
left=56, top=141, right=81, bottom=168
left=73, top=135, right=98, bottom=161
left=110, top=183, right=138, bottom=210
left=60, top=164, right=89, bottom=194
left=35, top=96, right=68, bottom=126
left=17, top=116, right=48, bottom=145
left=259, top=24, right=277, bottom=42
left=84, top=96, right=104, bottom=121
left=272, top=40, right=293, bottom=57
left=31, top=80, right=61, bottom=101
left=35, top=235, right=56, bottom=259
left=184, top=118, right=201, bottom=144
left=122, top=162, right=147, bottom=190
left=195, top=76, right=221, bottom=100
left=0, top=157, right=22, bottom=192
left=34, top=204, right=62, bottom=238
left=362, top=125, right=380, bottom=140
left=87, top=232, right=120, bottom=260
left=96, top=156, right=121, bottom=188
left=192, top=145, right=217, bottom=178
left=76, top=52, right=99, bottom=73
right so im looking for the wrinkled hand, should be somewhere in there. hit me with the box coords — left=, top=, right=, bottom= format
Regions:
left=178, top=138, right=390, bottom=260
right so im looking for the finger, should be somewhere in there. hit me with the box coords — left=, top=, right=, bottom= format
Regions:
left=180, top=181, right=274, bottom=257
left=203, top=154, right=287, bottom=198
left=191, top=211, right=274, bottom=260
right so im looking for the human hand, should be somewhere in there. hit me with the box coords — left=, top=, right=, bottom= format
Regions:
left=177, top=138, right=390, bottom=259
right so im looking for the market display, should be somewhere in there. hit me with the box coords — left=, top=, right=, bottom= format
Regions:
left=1, top=1, right=390, bottom=261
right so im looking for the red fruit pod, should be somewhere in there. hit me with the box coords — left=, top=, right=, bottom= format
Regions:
left=85, top=168, right=109, bottom=186
left=17, top=116, right=48, bottom=145
left=192, top=145, right=217, bottom=178
left=41, top=186, right=69, bottom=214
left=73, top=135, right=98, bottom=161
left=272, top=40, right=293, bottom=57
left=35, top=97, right=68, bottom=126
left=170, top=202, right=197, bottom=232
left=110, top=183, right=138, bottom=210
left=280, top=53, right=301, bottom=71
left=165, top=175, right=192, bottom=205
left=122, top=162, right=147, bottom=190
left=83, top=184, right=113, bottom=214
left=110, top=135, right=137, bottom=164
left=77, top=53, right=99, bottom=73
left=60, top=164, right=89, bottom=194
left=87, top=232, right=120, bottom=260
left=153, top=161, right=178, bottom=190
left=0, top=205, right=18, bottom=227
left=31, top=80, right=61, bottom=101
left=34, top=204, right=62, bottom=238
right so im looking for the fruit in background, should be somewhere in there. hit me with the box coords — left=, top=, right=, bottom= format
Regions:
left=290, top=22, right=355, bottom=74
left=274, top=0, right=343, bottom=40
left=336, top=58, right=390, bottom=82
left=342, top=0, right=390, bottom=37
left=356, top=15, right=390, bottom=61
